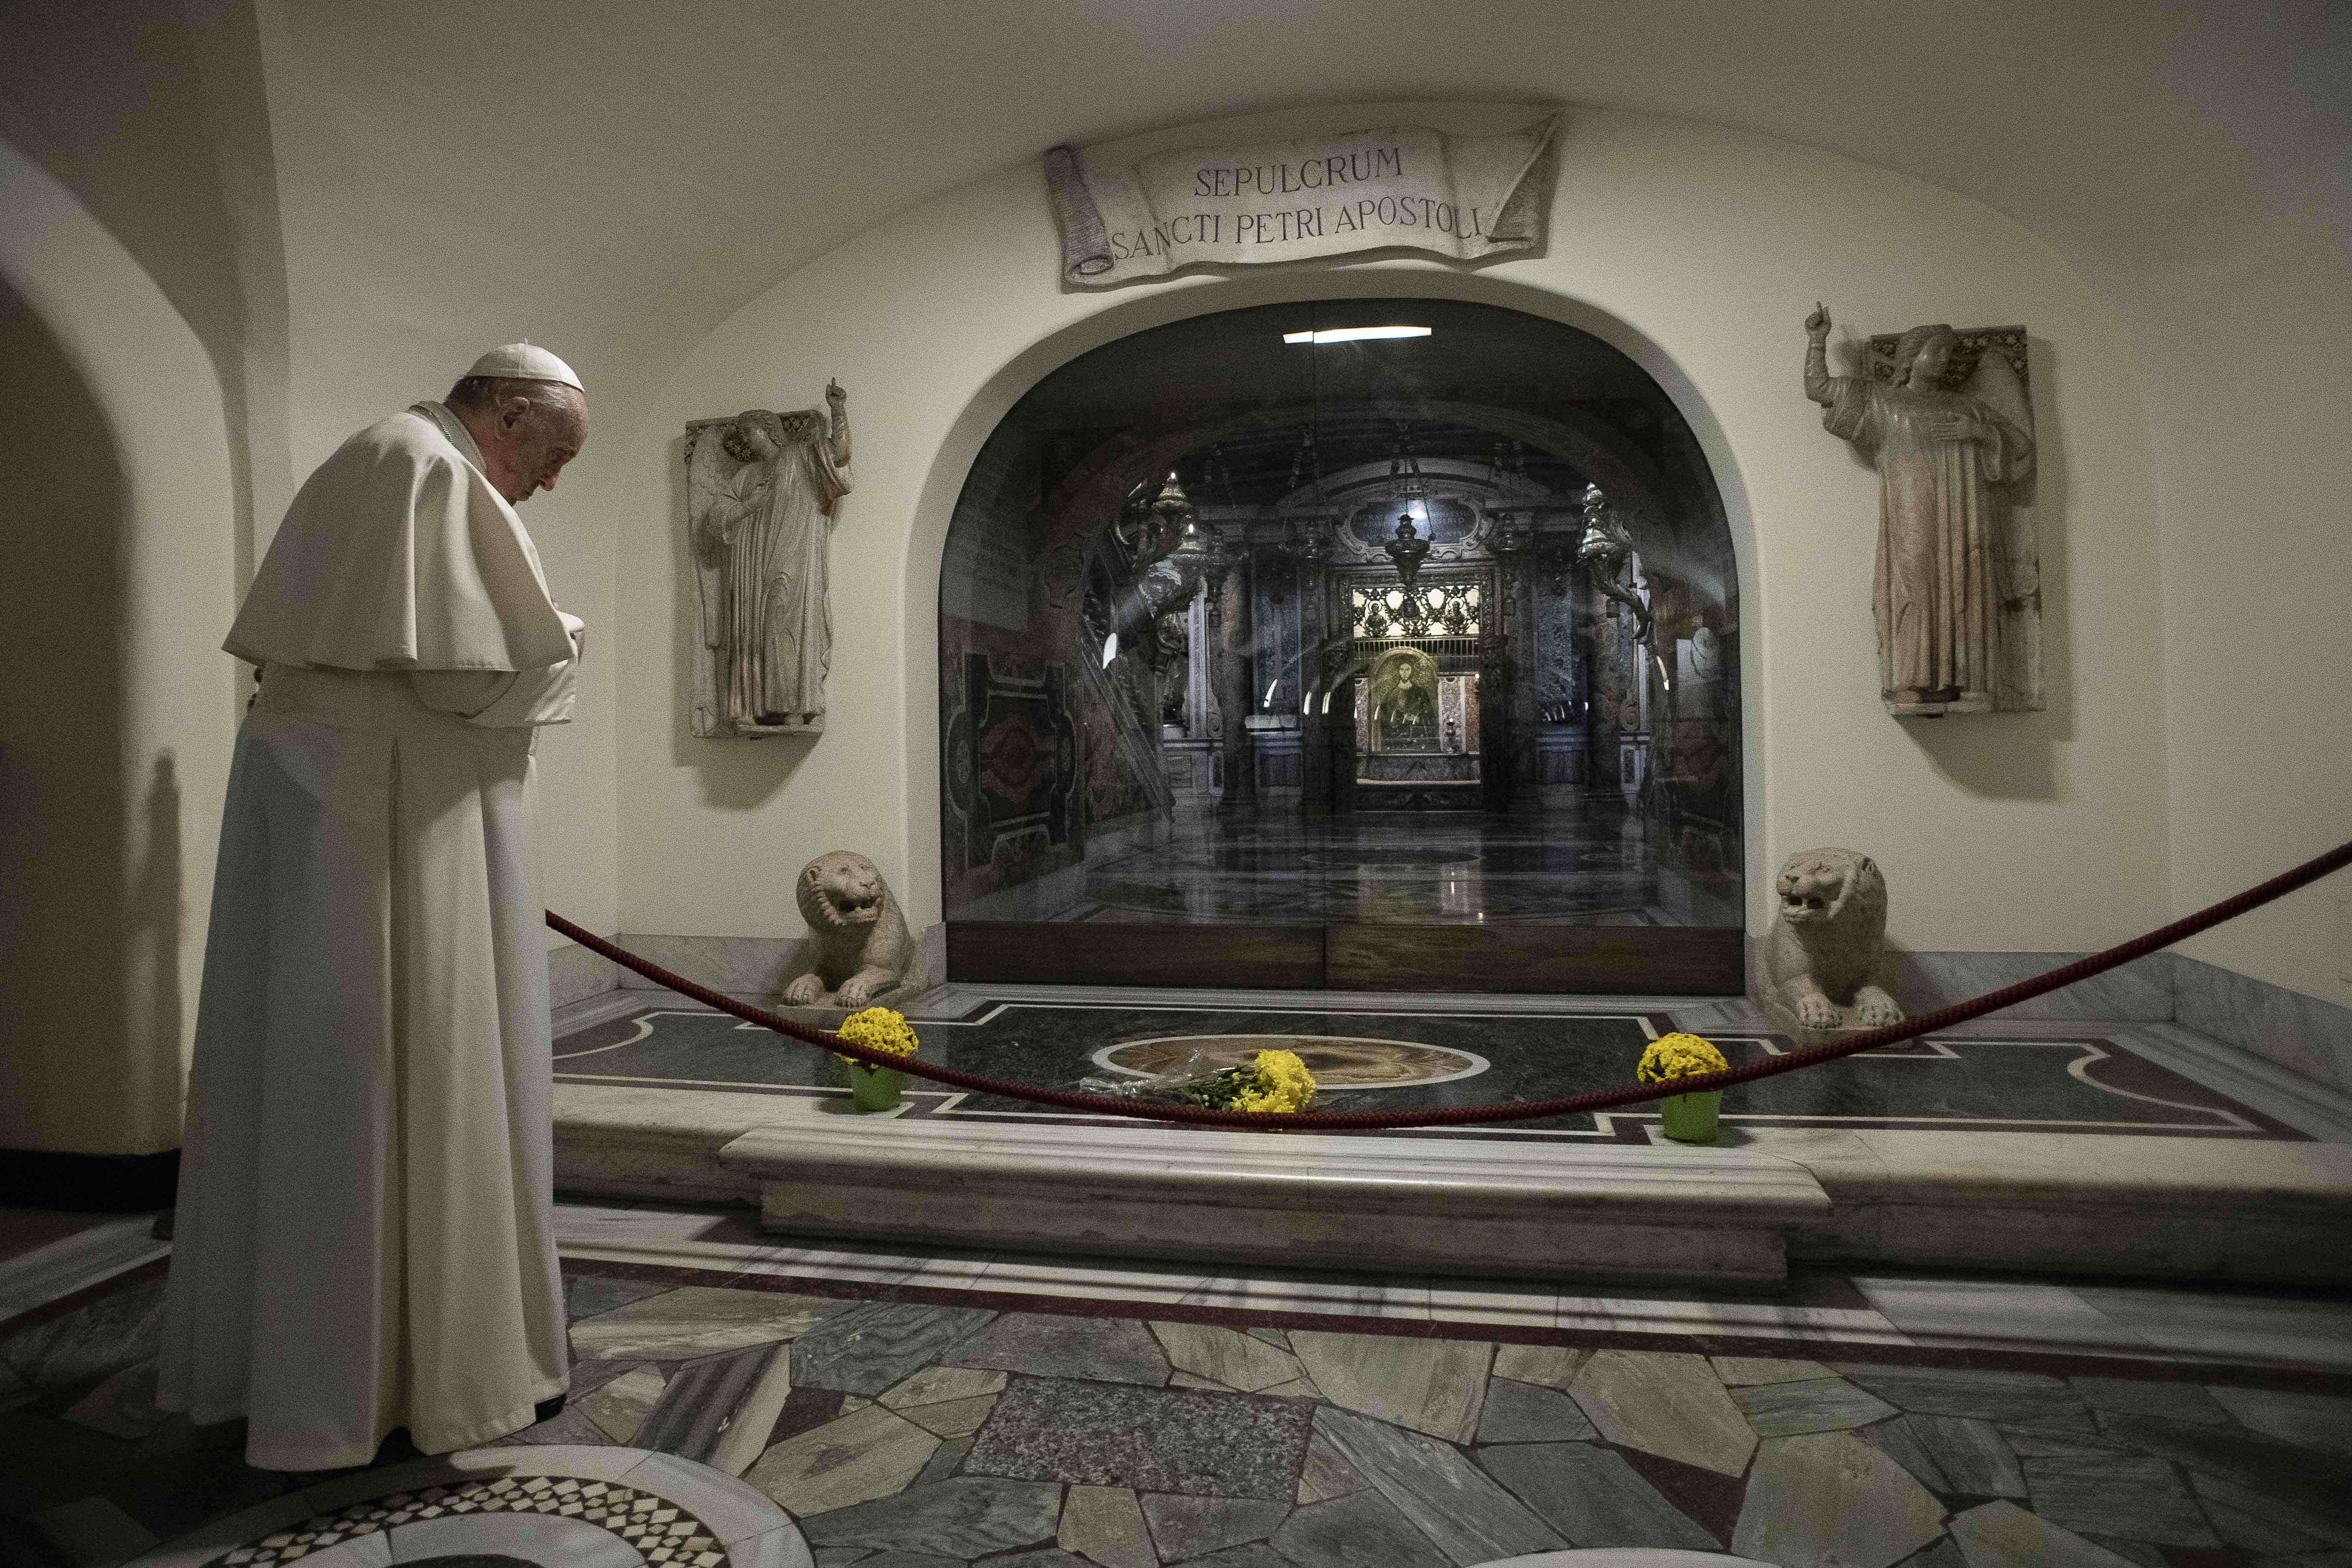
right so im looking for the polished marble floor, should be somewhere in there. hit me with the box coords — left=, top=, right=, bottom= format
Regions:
left=8, top=1208, right=2351, bottom=1568
left=1032, top=805, right=1743, bottom=926
left=553, top=998, right=2314, bottom=1141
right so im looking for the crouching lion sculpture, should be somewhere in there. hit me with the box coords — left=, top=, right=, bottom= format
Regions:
left=784, top=850, right=915, bottom=1008
left=1762, top=847, right=1905, bottom=1035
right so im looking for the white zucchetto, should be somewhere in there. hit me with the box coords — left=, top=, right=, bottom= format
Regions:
left=464, top=341, right=584, bottom=391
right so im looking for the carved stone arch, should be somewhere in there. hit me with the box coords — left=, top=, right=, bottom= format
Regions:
left=1032, top=399, right=1688, bottom=561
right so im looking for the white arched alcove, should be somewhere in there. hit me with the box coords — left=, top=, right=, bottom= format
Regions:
left=604, top=106, right=2165, bottom=962
left=894, top=269, right=1767, bottom=937
left=0, top=138, right=240, bottom=1156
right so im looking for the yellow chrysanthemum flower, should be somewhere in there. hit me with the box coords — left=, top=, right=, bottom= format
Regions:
left=836, top=1006, right=918, bottom=1066
left=1637, top=1031, right=1728, bottom=1084
left=1231, top=1048, right=1318, bottom=1113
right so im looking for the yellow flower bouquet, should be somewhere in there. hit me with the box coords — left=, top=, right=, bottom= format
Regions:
left=1638, top=1031, right=1729, bottom=1144
left=835, top=1006, right=917, bottom=1112
left=1219, top=1049, right=1319, bottom=1114
left=1081, top=1047, right=1319, bottom=1116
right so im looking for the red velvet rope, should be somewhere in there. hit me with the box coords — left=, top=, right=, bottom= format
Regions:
left=548, top=836, right=2352, bottom=1132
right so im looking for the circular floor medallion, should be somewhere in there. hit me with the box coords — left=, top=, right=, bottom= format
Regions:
left=196, top=1473, right=723, bottom=1567
left=1091, top=1034, right=1488, bottom=1088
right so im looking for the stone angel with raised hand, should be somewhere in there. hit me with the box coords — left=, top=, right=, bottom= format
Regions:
left=1803, top=304, right=2034, bottom=716
left=686, top=380, right=854, bottom=735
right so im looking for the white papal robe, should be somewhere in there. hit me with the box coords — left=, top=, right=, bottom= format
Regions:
left=159, top=402, right=581, bottom=1470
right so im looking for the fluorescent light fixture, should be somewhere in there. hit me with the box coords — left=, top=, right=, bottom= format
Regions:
left=1281, top=326, right=1432, bottom=344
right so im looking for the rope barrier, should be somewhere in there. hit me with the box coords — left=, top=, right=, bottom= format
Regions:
left=549, top=836, right=2352, bottom=1132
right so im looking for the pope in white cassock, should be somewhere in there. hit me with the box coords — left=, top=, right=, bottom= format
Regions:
left=158, top=344, right=591, bottom=1470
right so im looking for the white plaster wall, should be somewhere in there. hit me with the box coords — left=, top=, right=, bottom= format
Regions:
left=0, top=142, right=240, bottom=1153
left=247, top=0, right=622, bottom=946
left=592, top=108, right=2168, bottom=957
left=2142, top=225, right=2352, bottom=1008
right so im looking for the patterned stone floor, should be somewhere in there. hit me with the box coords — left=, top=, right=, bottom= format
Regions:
left=7, top=1242, right=2350, bottom=1568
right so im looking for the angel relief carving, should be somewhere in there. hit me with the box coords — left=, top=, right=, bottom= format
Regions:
left=1803, top=311, right=2041, bottom=716
left=685, top=382, right=853, bottom=736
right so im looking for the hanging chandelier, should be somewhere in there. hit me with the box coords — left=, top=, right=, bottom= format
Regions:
left=1376, top=424, right=1432, bottom=592
left=1275, top=424, right=1338, bottom=566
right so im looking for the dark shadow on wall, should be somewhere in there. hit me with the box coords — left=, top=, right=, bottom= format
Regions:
left=0, top=0, right=297, bottom=589
left=131, top=752, right=184, bottom=1145
left=0, top=277, right=134, bottom=1155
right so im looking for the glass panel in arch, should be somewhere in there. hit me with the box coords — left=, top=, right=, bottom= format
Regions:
left=938, top=298, right=1741, bottom=931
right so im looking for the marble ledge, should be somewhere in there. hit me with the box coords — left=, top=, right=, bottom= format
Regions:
left=1773, top=1129, right=2352, bottom=1288
left=722, top=1120, right=1831, bottom=1222
left=721, top=1120, right=1826, bottom=1289
left=556, top=1081, right=801, bottom=1204
left=2118, top=1020, right=2352, bottom=1142
left=2171, top=951, right=2352, bottom=1097
left=913, top=980, right=1706, bottom=1018
left=1866, top=948, right=2177, bottom=1022
left=0, top=1215, right=169, bottom=1323
left=550, top=936, right=627, bottom=1009
left=611, top=934, right=810, bottom=996
left=597, top=931, right=941, bottom=1004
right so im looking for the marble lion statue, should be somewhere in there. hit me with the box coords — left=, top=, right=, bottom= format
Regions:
left=1763, top=847, right=1905, bottom=1032
left=783, top=851, right=914, bottom=1008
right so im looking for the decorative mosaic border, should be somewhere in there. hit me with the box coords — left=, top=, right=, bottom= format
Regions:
left=209, top=1473, right=723, bottom=1566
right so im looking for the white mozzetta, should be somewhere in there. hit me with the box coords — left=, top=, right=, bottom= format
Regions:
left=717, top=1120, right=1830, bottom=1287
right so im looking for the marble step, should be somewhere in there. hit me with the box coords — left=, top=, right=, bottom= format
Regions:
left=555, top=1087, right=2352, bottom=1289
left=1757, top=1128, right=2352, bottom=1285
left=715, top=1119, right=1830, bottom=1288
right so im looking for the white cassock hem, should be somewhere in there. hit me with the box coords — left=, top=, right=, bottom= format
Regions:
left=157, top=665, right=569, bottom=1471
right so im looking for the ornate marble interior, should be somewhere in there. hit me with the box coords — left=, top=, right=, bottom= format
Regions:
left=940, top=299, right=1744, bottom=951
left=1023, top=805, right=1741, bottom=927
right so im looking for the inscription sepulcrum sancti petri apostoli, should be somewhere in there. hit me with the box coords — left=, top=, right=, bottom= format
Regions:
left=685, top=381, right=853, bottom=736
left=1802, top=307, right=2041, bottom=717
left=1044, top=114, right=1560, bottom=285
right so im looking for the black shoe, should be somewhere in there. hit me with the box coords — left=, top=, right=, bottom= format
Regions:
left=534, top=1393, right=567, bottom=1424
left=369, top=1426, right=419, bottom=1466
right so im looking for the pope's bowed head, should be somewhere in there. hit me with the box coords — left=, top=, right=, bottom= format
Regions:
left=446, top=342, right=589, bottom=505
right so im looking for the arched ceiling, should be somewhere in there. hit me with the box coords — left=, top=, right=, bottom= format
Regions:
left=244, top=0, right=2347, bottom=415
left=4, top=0, right=2345, bottom=450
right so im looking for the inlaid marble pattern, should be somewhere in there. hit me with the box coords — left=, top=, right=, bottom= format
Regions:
left=16, top=1248, right=2352, bottom=1568
left=555, top=1000, right=2308, bottom=1140
left=194, top=1474, right=723, bottom=1567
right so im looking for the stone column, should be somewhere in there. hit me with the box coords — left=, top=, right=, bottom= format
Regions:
left=1212, top=538, right=1256, bottom=812
left=1508, top=561, right=1542, bottom=812
left=1185, top=584, right=1211, bottom=741
left=1297, top=561, right=1331, bottom=812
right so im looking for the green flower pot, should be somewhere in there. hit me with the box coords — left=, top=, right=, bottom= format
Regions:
left=1660, top=1088, right=1721, bottom=1144
left=847, top=1061, right=907, bottom=1112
